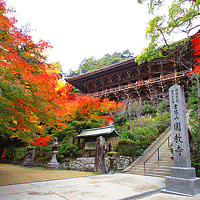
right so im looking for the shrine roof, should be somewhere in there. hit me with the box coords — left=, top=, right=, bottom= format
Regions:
left=65, top=57, right=136, bottom=82
left=76, top=126, right=120, bottom=138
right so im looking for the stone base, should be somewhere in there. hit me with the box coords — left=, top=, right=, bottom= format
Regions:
left=165, top=176, right=200, bottom=195
left=23, top=159, right=35, bottom=168
left=46, top=162, right=60, bottom=169
left=171, top=167, right=196, bottom=179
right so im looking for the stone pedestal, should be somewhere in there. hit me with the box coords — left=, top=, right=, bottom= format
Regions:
left=47, top=150, right=60, bottom=169
left=166, top=167, right=200, bottom=195
left=166, top=175, right=200, bottom=196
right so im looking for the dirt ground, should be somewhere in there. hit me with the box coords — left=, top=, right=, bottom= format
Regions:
left=0, top=164, right=95, bottom=186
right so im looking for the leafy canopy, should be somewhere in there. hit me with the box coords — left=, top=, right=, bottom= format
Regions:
left=136, top=0, right=200, bottom=65
left=67, top=50, right=134, bottom=77
left=0, top=0, right=124, bottom=144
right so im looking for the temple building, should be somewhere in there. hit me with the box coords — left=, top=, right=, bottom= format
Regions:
left=65, top=41, right=194, bottom=102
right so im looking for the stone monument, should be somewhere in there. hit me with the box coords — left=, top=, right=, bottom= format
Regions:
left=165, top=85, right=200, bottom=196
left=46, top=137, right=61, bottom=169
left=95, top=136, right=106, bottom=174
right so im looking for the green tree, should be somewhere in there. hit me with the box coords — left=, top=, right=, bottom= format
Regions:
left=136, top=1, right=199, bottom=65
left=67, top=50, right=134, bottom=77
left=188, top=83, right=200, bottom=175
left=136, top=0, right=200, bottom=138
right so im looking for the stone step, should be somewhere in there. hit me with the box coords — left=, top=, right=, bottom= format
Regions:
left=144, top=173, right=171, bottom=178
left=144, top=168, right=171, bottom=172
left=149, top=151, right=172, bottom=155
left=145, top=172, right=171, bottom=177
left=131, top=166, right=173, bottom=171
left=151, top=159, right=172, bottom=162
left=135, top=162, right=174, bottom=167
left=125, top=170, right=144, bottom=175
left=126, top=170, right=171, bottom=177
left=140, top=153, right=173, bottom=158
left=147, top=153, right=173, bottom=158
left=140, top=153, right=172, bottom=159
left=129, top=170, right=171, bottom=174
left=145, top=161, right=174, bottom=165
left=138, top=159, right=172, bottom=161
left=142, top=161, right=172, bottom=165
left=132, top=162, right=173, bottom=166
left=146, top=169, right=172, bottom=174
left=128, top=169, right=144, bottom=174
left=129, top=166, right=171, bottom=172
left=137, top=160, right=173, bottom=165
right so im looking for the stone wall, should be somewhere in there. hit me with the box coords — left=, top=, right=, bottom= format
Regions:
left=61, top=156, right=132, bottom=172
left=116, top=156, right=133, bottom=171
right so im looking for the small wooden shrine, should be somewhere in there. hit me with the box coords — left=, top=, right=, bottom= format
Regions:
left=76, top=126, right=120, bottom=157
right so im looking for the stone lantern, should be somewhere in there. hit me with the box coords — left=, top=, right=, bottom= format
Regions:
left=23, top=146, right=35, bottom=167
left=47, top=137, right=62, bottom=169
left=108, top=148, right=117, bottom=174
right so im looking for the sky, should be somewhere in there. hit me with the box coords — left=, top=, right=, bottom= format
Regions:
left=6, top=0, right=171, bottom=73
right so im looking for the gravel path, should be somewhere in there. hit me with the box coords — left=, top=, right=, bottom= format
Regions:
left=0, top=164, right=95, bottom=186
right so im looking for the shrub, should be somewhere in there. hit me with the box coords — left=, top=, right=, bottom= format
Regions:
left=157, top=100, right=170, bottom=113
left=116, top=139, right=136, bottom=158
left=34, top=145, right=52, bottom=165
left=120, top=131, right=137, bottom=140
left=154, top=112, right=170, bottom=133
left=143, top=103, right=157, bottom=116
left=134, top=124, right=159, bottom=144
left=57, top=139, right=79, bottom=162
left=14, top=147, right=27, bottom=163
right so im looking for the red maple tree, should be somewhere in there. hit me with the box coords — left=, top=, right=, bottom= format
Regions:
left=191, top=33, right=200, bottom=74
left=0, top=0, right=124, bottom=144
left=31, top=136, right=52, bottom=146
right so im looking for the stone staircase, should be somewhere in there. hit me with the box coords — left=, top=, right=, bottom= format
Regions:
left=123, top=127, right=174, bottom=177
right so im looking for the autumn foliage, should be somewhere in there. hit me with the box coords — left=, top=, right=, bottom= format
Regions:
left=31, top=136, right=52, bottom=146
left=191, top=33, right=200, bottom=74
left=0, top=0, right=123, bottom=144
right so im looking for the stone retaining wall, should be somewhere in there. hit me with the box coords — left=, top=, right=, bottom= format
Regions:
left=117, top=156, right=133, bottom=171
left=62, top=156, right=132, bottom=172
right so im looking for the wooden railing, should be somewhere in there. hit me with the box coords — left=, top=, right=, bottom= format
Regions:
left=91, top=70, right=189, bottom=97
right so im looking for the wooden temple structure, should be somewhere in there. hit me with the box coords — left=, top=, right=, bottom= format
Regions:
left=65, top=41, right=194, bottom=102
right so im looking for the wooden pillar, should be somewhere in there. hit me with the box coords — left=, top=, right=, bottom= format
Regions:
left=135, top=87, right=141, bottom=99
left=160, top=62, right=164, bottom=80
left=148, top=64, right=152, bottom=82
left=137, top=66, right=141, bottom=85
left=160, top=81, right=165, bottom=99
left=146, top=84, right=153, bottom=101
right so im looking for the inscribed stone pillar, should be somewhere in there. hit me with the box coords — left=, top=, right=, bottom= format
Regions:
left=95, top=136, right=106, bottom=174
left=165, top=85, right=200, bottom=196
left=169, top=85, right=192, bottom=169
